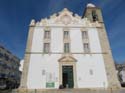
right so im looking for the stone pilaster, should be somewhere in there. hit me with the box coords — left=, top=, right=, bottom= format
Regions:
left=20, top=26, right=35, bottom=88
left=97, top=24, right=121, bottom=88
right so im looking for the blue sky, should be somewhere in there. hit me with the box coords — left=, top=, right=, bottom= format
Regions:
left=0, top=0, right=125, bottom=63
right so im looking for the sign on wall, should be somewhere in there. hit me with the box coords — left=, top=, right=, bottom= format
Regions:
left=46, top=82, right=55, bottom=88
left=46, top=72, right=56, bottom=88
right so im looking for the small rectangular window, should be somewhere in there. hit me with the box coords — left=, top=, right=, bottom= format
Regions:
left=84, top=43, right=90, bottom=53
left=43, top=43, right=50, bottom=53
left=89, top=69, right=93, bottom=75
left=44, top=30, right=50, bottom=39
left=42, top=70, right=46, bottom=75
left=64, top=43, right=70, bottom=53
left=64, top=31, right=69, bottom=39
left=0, top=52, right=3, bottom=57
left=82, top=31, right=88, bottom=39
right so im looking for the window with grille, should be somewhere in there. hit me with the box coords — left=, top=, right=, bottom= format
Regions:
left=82, top=31, right=88, bottom=39
left=43, top=43, right=50, bottom=53
left=44, top=30, right=50, bottom=39
left=64, top=31, right=69, bottom=39
left=84, top=43, right=90, bottom=53
left=89, top=69, right=93, bottom=75
left=64, top=43, right=70, bottom=53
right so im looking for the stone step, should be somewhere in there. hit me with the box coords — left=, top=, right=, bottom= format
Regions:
left=11, top=88, right=125, bottom=93
left=0, top=89, right=12, bottom=93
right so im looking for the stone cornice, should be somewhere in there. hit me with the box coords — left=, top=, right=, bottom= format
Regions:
left=25, top=52, right=108, bottom=54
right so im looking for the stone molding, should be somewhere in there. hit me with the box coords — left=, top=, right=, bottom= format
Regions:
left=25, top=52, right=108, bottom=54
left=58, top=55, right=77, bottom=62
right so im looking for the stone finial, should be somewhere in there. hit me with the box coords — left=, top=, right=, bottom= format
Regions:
left=74, top=14, right=81, bottom=19
left=30, top=19, right=35, bottom=26
left=63, top=8, right=68, bottom=11
left=50, top=13, right=57, bottom=19
left=87, top=3, right=96, bottom=8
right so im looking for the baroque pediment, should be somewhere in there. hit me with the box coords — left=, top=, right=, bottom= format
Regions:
left=53, top=8, right=81, bottom=25
left=30, top=8, right=101, bottom=27
left=58, top=56, right=77, bottom=62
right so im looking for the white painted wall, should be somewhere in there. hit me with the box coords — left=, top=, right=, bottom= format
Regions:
left=27, top=54, right=60, bottom=89
left=75, top=54, right=108, bottom=88
left=31, top=27, right=44, bottom=52
left=26, top=25, right=108, bottom=89
left=70, top=28, right=83, bottom=53
left=27, top=54, right=108, bottom=89
left=51, top=28, right=63, bottom=52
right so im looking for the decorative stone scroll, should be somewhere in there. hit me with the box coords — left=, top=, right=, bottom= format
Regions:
left=30, top=8, right=101, bottom=27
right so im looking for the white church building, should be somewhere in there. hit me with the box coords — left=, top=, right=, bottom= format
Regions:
left=20, top=4, right=120, bottom=89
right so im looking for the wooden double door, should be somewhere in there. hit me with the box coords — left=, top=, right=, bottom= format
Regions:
left=62, top=66, right=74, bottom=88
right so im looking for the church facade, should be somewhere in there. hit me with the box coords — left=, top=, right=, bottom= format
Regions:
left=20, top=4, right=120, bottom=89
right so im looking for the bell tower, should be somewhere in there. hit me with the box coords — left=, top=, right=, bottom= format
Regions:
left=83, top=3, right=121, bottom=88
left=82, top=3, right=103, bottom=23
